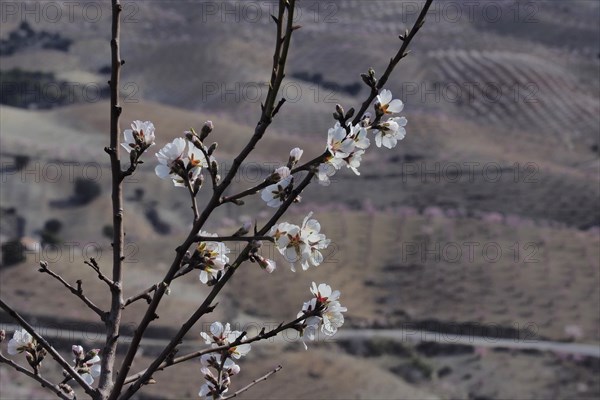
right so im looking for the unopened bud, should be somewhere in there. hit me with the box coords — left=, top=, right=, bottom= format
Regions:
left=25, top=351, right=35, bottom=366
left=193, top=173, right=204, bottom=194
left=129, top=148, right=138, bottom=165
left=256, top=255, right=276, bottom=273
left=335, top=104, right=344, bottom=117
left=228, top=363, right=241, bottom=375
left=59, top=383, right=74, bottom=396
left=0, top=330, right=5, bottom=343
left=233, top=221, right=252, bottom=237
left=184, top=129, right=196, bottom=141
left=288, top=147, right=303, bottom=166
left=270, top=166, right=290, bottom=182
left=72, top=345, right=84, bottom=359
left=83, top=348, right=99, bottom=362
left=200, top=121, right=213, bottom=141
left=207, top=142, right=218, bottom=156
left=345, top=107, right=355, bottom=120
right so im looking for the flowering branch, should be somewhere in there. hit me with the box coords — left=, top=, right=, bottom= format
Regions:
left=122, top=309, right=319, bottom=386
left=110, top=3, right=299, bottom=397
left=0, top=299, right=97, bottom=397
left=222, top=365, right=282, bottom=400
left=38, top=261, right=106, bottom=320
left=119, top=171, right=313, bottom=399
left=0, top=351, right=72, bottom=400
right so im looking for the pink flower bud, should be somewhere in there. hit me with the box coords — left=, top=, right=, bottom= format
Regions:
left=72, top=345, right=84, bottom=359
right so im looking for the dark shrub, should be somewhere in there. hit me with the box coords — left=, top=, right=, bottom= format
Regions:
left=44, top=218, right=63, bottom=234
left=102, top=225, right=114, bottom=239
left=2, top=240, right=25, bottom=266
left=14, top=155, right=30, bottom=171
left=73, top=178, right=102, bottom=205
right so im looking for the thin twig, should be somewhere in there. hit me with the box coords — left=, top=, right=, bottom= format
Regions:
left=184, top=175, right=200, bottom=221
left=351, top=0, right=433, bottom=126
left=121, top=284, right=156, bottom=308
left=198, top=144, right=218, bottom=191
left=84, top=258, right=115, bottom=288
left=220, top=180, right=272, bottom=205
left=100, top=0, right=125, bottom=395
left=222, top=365, right=283, bottom=399
left=0, top=299, right=96, bottom=397
left=0, top=353, right=72, bottom=400
left=121, top=264, right=195, bottom=309
left=38, top=262, right=106, bottom=320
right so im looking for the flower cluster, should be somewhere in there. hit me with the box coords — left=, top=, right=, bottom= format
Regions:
left=194, top=232, right=231, bottom=285
left=198, top=322, right=251, bottom=399
left=270, top=212, right=330, bottom=272
left=317, top=89, right=406, bottom=185
left=121, top=120, right=156, bottom=154
left=6, top=329, right=34, bottom=355
left=155, top=137, right=210, bottom=189
left=72, top=345, right=101, bottom=385
left=297, top=283, right=347, bottom=349
left=4, top=329, right=47, bottom=371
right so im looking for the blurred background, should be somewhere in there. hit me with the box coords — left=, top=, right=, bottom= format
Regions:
left=0, top=0, right=599, bottom=399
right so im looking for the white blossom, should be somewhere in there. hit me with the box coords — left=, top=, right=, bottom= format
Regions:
left=225, top=331, right=251, bottom=359
left=327, top=124, right=355, bottom=159
left=297, top=283, right=347, bottom=349
left=300, top=212, right=330, bottom=267
left=375, top=89, right=404, bottom=115
left=349, top=124, right=370, bottom=150
left=121, top=120, right=156, bottom=153
left=7, top=329, right=33, bottom=355
left=270, top=213, right=329, bottom=272
left=155, top=137, right=187, bottom=183
left=374, top=117, right=407, bottom=149
left=197, top=232, right=230, bottom=284
left=201, top=322, right=231, bottom=345
left=200, top=354, right=240, bottom=375
left=261, top=175, right=292, bottom=208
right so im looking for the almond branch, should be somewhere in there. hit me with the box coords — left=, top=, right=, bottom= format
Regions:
left=0, top=299, right=96, bottom=397
left=0, top=352, right=72, bottom=400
